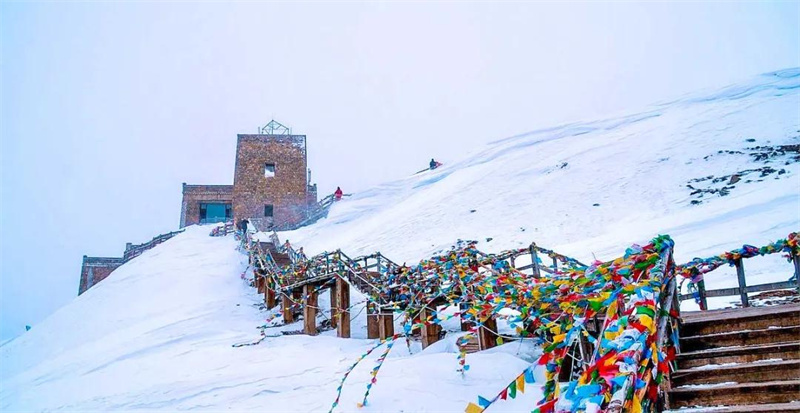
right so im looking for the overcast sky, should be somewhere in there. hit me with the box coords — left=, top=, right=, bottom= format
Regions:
left=1, top=2, right=798, bottom=341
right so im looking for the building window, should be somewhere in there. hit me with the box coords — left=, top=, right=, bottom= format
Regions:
left=200, top=202, right=232, bottom=224
left=264, top=204, right=274, bottom=217
left=264, top=163, right=275, bottom=178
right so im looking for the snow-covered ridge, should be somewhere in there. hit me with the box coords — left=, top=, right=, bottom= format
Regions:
left=285, top=68, right=798, bottom=293
left=1, top=69, right=798, bottom=411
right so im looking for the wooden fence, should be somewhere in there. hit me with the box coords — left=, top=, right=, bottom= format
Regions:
left=123, top=229, right=185, bottom=261
left=679, top=252, right=800, bottom=309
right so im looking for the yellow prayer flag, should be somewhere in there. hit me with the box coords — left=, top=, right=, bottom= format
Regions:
left=630, top=395, right=643, bottom=413
left=606, top=300, right=618, bottom=318
left=638, top=314, right=654, bottom=332
left=516, top=375, right=525, bottom=394
left=465, top=402, right=484, bottom=413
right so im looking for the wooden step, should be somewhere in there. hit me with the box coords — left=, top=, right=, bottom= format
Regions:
left=272, top=253, right=292, bottom=267
left=668, top=380, right=800, bottom=408
left=681, top=303, right=800, bottom=336
left=677, top=341, right=800, bottom=369
left=680, top=325, right=800, bottom=352
left=672, top=359, right=800, bottom=386
left=667, top=401, right=800, bottom=412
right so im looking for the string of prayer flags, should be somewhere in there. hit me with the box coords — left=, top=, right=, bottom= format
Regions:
left=251, top=227, right=797, bottom=412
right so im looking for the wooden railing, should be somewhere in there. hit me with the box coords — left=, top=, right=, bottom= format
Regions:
left=678, top=235, right=800, bottom=309
left=209, top=221, right=235, bottom=237
left=272, top=192, right=352, bottom=232
left=123, top=229, right=185, bottom=261
left=256, top=233, right=588, bottom=310
left=591, top=242, right=678, bottom=412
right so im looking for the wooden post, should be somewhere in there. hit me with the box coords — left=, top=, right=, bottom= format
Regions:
left=530, top=245, right=541, bottom=278
left=793, top=254, right=800, bottom=292
left=459, top=302, right=472, bottom=332
left=367, top=302, right=380, bottom=339
left=256, top=275, right=265, bottom=294
left=303, top=284, right=318, bottom=335
left=478, top=317, right=498, bottom=350
left=330, top=285, right=338, bottom=329
left=735, top=258, right=749, bottom=308
left=378, top=309, right=394, bottom=339
left=552, top=256, right=558, bottom=272
left=336, top=277, right=351, bottom=338
left=282, top=291, right=294, bottom=324
left=697, top=279, right=708, bottom=311
left=377, top=254, right=382, bottom=273
left=419, top=307, right=441, bottom=349
left=265, top=277, right=276, bottom=308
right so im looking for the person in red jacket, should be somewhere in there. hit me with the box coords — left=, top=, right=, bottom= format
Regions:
left=334, top=187, right=343, bottom=201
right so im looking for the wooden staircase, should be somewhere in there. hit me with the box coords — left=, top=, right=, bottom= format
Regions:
left=271, top=251, right=292, bottom=267
left=668, top=303, right=800, bottom=412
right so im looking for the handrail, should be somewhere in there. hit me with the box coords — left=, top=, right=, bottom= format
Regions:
left=242, top=229, right=794, bottom=412
left=209, top=221, right=235, bottom=237
left=573, top=237, right=676, bottom=413
left=123, top=229, right=185, bottom=261
left=258, top=234, right=588, bottom=311
left=272, top=192, right=352, bottom=231
left=676, top=232, right=799, bottom=309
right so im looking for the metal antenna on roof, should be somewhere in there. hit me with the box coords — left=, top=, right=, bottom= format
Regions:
left=259, top=119, right=291, bottom=135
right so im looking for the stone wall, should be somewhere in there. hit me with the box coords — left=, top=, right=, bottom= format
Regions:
left=78, top=256, right=125, bottom=295
left=180, top=184, right=234, bottom=228
left=232, top=134, right=311, bottom=230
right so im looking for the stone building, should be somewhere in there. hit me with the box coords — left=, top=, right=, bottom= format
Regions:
left=180, top=184, right=233, bottom=227
left=78, top=256, right=125, bottom=295
left=180, top=120, right=317, bottom=231
left=80, top=120, right=318, bottom=295
left=78, top=229, right=183, bottom=295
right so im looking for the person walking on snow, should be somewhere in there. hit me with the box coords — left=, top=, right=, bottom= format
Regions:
left=429, top=158, right=441, bottom=170
left=236, top=219, right=249, bottom=246
left=334, top=186, right=343, bottom=201
left=237, top=219, right=249, bottom=236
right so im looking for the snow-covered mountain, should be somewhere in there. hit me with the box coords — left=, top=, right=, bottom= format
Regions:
left=286, top=68, right=800, bottom=307
left=1, top=68, right=798, bottom=412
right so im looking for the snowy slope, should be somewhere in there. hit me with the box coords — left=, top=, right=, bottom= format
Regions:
left=284, top=68, right=800, bottom=309
left=2, top=69, right=799, bottom=411
left=0, top=226, right=544, bottom=411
